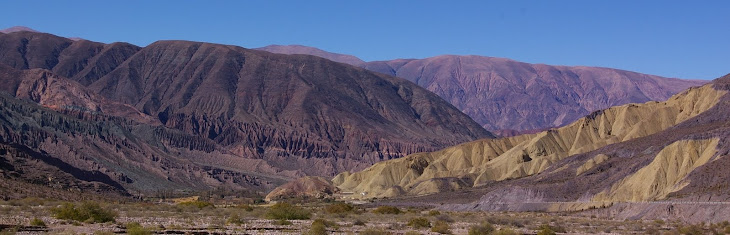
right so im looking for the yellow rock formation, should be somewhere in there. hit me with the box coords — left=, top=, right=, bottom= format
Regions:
left=593, top=138, right=719, bottom=202
left=576, top=154, right=609, bottom=176
left=334, top=84, right=726, bottom=199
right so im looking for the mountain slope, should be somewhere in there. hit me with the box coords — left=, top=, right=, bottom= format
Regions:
left=0, top=30, right=492, bottom=178
left=334, top=75, right=728, bottom=200
left=0, top=30, right=140, bottom=85
left=251, top=45, right=706, bottom=133
left=256, top=45, right=365, bottom=66
left=87, top=40, right=491, bottom=176
left=0, top=65, right=303, bottom=197
left=0, top=26, right=38, bottom=34
left=363, top=55, right=707, bottom=132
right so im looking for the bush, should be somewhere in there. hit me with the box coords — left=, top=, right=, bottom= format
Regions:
left=265, top=202, right=311, bottom=220
left=373, top=206, right=402, bottom=214
left=312, top=218, right=337, bottom=228
left=353, top=219, right=367, bottom=226
left=30, top=218, right=46, bottom=227
left=92, top=231, right=115, bottom=235
left=676, top=224, right=704, bottom=235
left=307, top=224, right=326, bottom=235
left=51, top=201, right=116, bottom=223
left=431, top=220, right=452, bottom=234
left=435, top=214, right=455, bottom=223
left=126, top=222, right=151, bottom=235
left=324, top=202, right=354, bottom=214
left=237, top=204, right=254, bottom=212
left=177, top=200, right=214, bottom=209
left=360, top=228, right=392, bottom=235
left=226, top=214, right=244, bottom=225
left=493, top=228, right=519, bottom=235
left=538, top=224, right=565, bottom=234
left=407, top=217, right=431, bottom=229
left=405, top=231, right=421, bottom=235
left=307, top=220, right=329, bottom=235
left=537, top=226, right=556, bottom=235
left=274, top=219, right=292, bottom=225
left=428, top=210, right=441, bottom=216
left=468, top=222, right=495, bottom=235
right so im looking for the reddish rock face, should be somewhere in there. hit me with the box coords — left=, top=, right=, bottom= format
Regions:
left=363, top=55, right=706, bottom=132
left=0, top=31, right=492, bottom=196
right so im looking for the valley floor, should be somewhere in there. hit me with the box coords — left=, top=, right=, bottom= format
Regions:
left=1, top=199, right=729, bottom=234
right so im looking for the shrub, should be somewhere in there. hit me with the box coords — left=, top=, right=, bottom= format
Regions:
left=93, top=231, right=115, bottom=235
left=265, top=202, right=311, bottom=220
left=126, top=222, right=151, bottom=235
left=405, top=231, right=422, bottom=235
left=274, top=219, right=292, bottom=225
left=307, top=220, right=328, bottom=235
left=373, top=206, right=401, bottom=214
left=468, top=222, right=495, bottom=235
left=312, top=218, right=337, bottom=228
left=226, top=214, right=244, bottom=225
left=435, top=214, right=455, bottom=223
left=407, top=217, right=431, bottom=229
left=177, top=200, right=214, bottom=209
left=51, top=201, right=116, bottom=223
left=676, top=224, right=704, bottom=235
left=431, top=220, right=452, bottom=234
left=538, top=224, right=565, bottom=234
left=360, top=228, right=392, bottom=235
left=725, top=226, right=730, bottom=234
left=353, top=219, right=367, bottom=226
left=324, top=202, right=354, bottom=214
left=30, top=218, right=46, bottom=227
left=493, top=228, right=519, bottom=235
left=237, top=204, right=254, bottom=212
left=537, top=226, right=556, bottom=235
left=428, top=210, right=441, bottom=216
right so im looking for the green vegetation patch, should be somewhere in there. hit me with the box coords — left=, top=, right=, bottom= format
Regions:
left=372, top=205, right=402, bottom=214
left=50, top=201, right=116, bottom=223
left=407, top=217, right=431, bottom=229
left=265, top=202, right=311, bottom=220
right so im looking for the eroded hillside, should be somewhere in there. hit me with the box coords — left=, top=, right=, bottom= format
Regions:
left=334, top=79, right=726, bottom=199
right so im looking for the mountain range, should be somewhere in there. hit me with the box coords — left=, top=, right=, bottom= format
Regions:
left=0, top=29, right=489, bottom=197
left=0, top=26, right=723, bottom=217
left=334, top=74, right=730, bottom=221
left=257, top=45, right=706, bottom=133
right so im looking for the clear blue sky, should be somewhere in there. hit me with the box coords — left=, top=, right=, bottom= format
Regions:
left=1, top=1, right=728, bottom=79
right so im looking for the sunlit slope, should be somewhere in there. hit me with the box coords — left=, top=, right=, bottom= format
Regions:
left=593, top=138, right=720, bottom=202
left=334, top=84, right=725, bottom=198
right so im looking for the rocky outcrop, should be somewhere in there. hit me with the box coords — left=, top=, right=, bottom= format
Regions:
left=265, top=176, right=338, bottom=201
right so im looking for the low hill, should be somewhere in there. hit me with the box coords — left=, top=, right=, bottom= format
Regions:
left=335, top=73, right=730, bottom=212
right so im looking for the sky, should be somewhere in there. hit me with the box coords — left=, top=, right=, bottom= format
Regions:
left=1, top=1, right=728, bottom=79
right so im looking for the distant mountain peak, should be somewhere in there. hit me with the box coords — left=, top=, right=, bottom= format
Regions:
left=0, top=26, right=39, bottom=33
left=256, top=44, right=366, bottom=66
